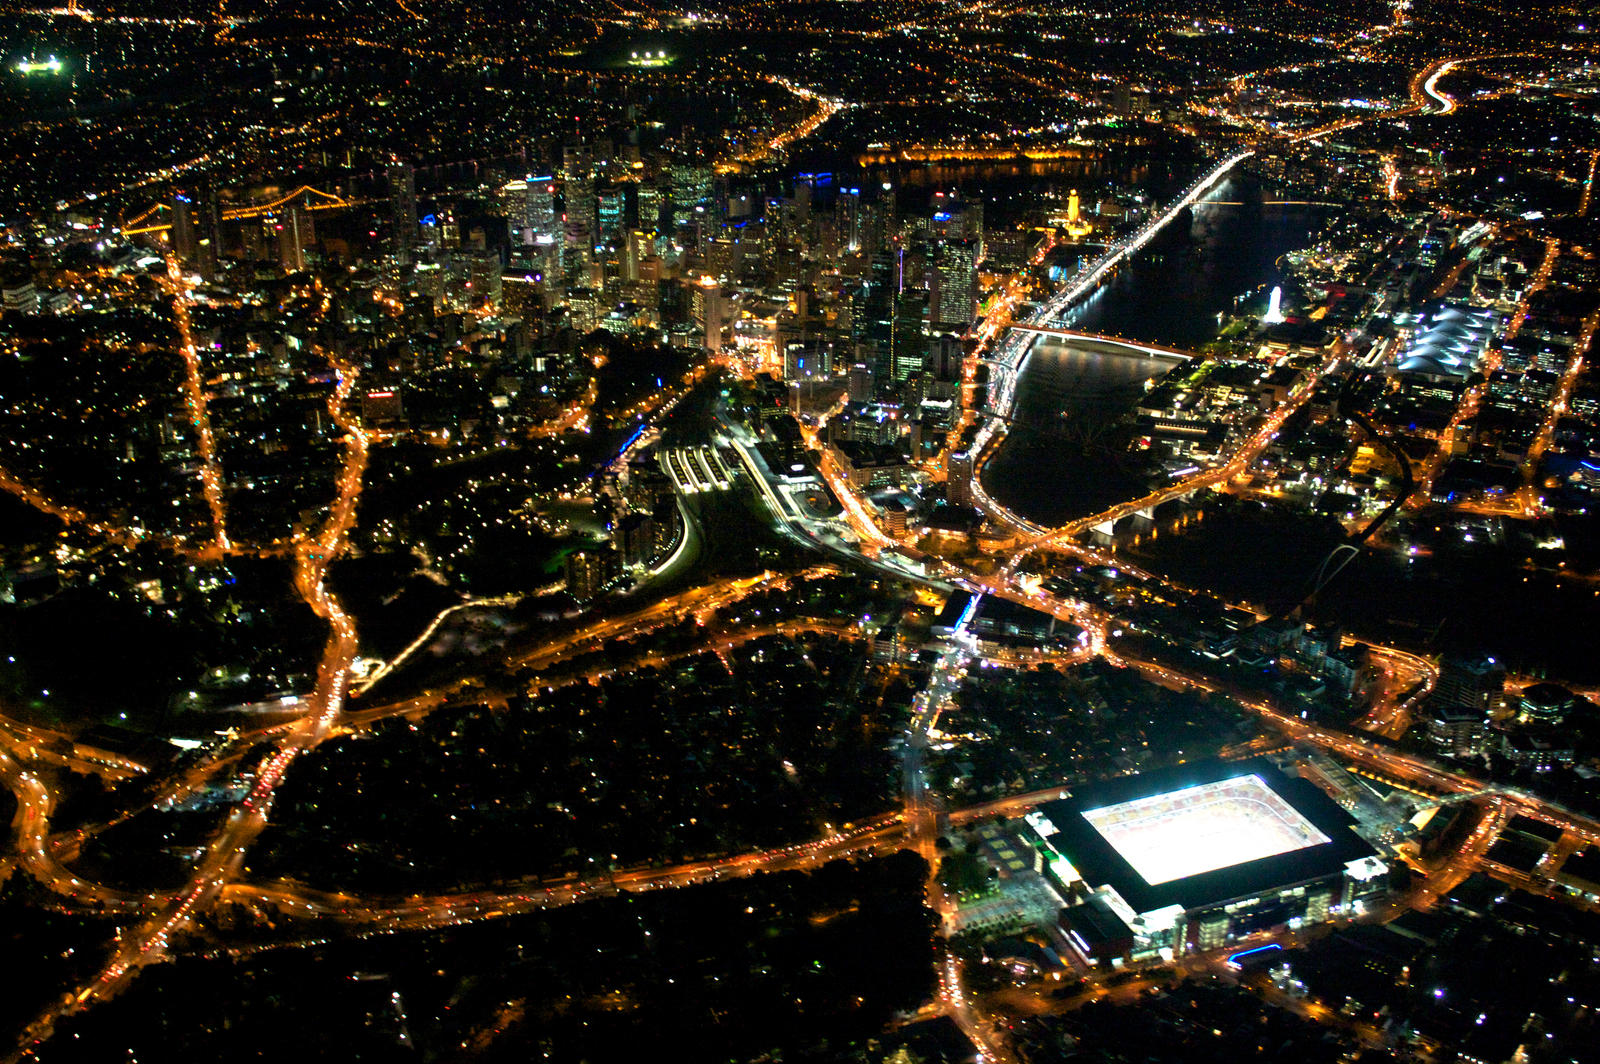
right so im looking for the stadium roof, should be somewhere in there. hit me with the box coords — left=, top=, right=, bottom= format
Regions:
left=1034, top=758, right=1376, bottom=915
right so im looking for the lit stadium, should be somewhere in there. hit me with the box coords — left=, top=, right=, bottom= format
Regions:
left=1027, top=759, right=1386, bottom=961
left=1081, top=774, right=1332, bottom=886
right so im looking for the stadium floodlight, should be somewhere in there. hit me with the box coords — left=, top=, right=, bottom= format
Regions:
left=1082, top=775, right=1331, bottom=886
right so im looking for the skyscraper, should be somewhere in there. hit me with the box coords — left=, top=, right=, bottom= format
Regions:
left=524, top=176, right=557, bottom=240
left=947, top=449, right=975, bottom=508
left=890, top=290, right=928, bottom=382
left=669, top=161, right=713, bottom=221
left=932, top=238, right=978, bottom=330
left=837, top=186, right=863, bottom=252
left=564, top=176, right=596, bottom=259
left=195, top=179, right=223, bottom=280
left=387, top=159, right=418, bottom=265
left=636, top=182, right=666, bottom=233
left=170, top=193, right=197, bottom=262
left=596, top=184, right=628, bottom=242
left=562, top=144, right=597, bottom=262
left=170, top=180, right=223, bottom=280
left=861, top=251, right=899, bottom=389
left=277, top=205, right=312, bottom=273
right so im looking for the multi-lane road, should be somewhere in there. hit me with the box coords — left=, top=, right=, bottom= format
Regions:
left=163, top=255, right=231, bottom=557
left=8, top=349, right=373, bottom=1057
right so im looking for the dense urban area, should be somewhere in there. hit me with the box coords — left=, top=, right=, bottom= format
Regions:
left=1, top=0, right=1599, bottom=1061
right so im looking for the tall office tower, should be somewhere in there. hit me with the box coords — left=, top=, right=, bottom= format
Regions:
left=561, top=142, right=593, bottom=182
left=932, top=238, right=979, bottom=329
left=960, top=198, right=984, bottom=252
left=622, top=229, right=654, bottom=283
left=947, top=449, right=975, bottom=507
left=930, top=333, right=965, bottom=382
left=1, top=274, right=38, bottom=314
left=278, top=205, right=312, bottom=273
left=170, top=193, right=197, bottom=262
left=703, top=236, right=743, bottom=283
left=847, top=364, right=874, bottom=403
left=890, top=290, right=928, bottom=382
left=837, top=186, right=863, bottom=252
left=170, top=182, right=222, bottom=281
left=692, top=281, right=732, bottom=352
left=387, top=159, right=419, bottom=265
left=196, top=179, right=223, bottom=279
left=1064, top=189, right=1092, bottom=239
left=240, top=217, right=268, bottom=262
left=669, top=161, right=713, bottom=221
left=636, top=182, right=666, bottom=232
left=596, top=184, right=628, bottom=242
left=792, top=177, right=813, bottom=226
left=561, top=142, right=595, bottom=254
left=524, top=176, right=557, bottom=238
left=564, top=175, right=597, bottom=259
left=862, top=252, right=899, bottom=388
left=878, top=183, right=898, bottom=246
left=564, top=547, right=620, bottom=601
left=1433, top=656, right=1507, bottom=715
left=468, top=255, right=501, bottom=310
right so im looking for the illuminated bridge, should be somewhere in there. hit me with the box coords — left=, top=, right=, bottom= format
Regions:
left=120, top=186, right=356, bottom=236
left=1024, top=150, right=1254, bottom=329
left=1006, top=327, right=1191, bottom=364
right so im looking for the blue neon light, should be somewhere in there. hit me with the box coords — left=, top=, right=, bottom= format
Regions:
left=1227, top=944, right=1283, bottom=966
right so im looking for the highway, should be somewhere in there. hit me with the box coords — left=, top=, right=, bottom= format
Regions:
left=160, top=624, right=1594, bottom=956
left=0, top=715, right=146, bottom=784
left=0, top=746, right=149, bottom=916
left=353, top=592, right=528, bottom=695
left=9, top=349, right=372, bottom=1057
left=8, top=521, right=1589, bottom=1064
left=1356, top=643, right=1439, bottom=740
left=719, top=77, right=848, bottom=173
left=162, top=254, right=231, bottom=557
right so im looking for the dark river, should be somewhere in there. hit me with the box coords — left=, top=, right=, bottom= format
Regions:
left=981, top=177, right=1337, bottom=525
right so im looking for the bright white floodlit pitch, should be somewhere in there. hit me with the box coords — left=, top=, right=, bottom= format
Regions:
left=1081, top=775, right=1331, bottom=886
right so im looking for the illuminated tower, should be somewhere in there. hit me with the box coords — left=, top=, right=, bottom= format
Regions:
left=170, top=181, right=222, bottom=281
left=932, top=238, right=978, bottom=329
left=947, top=449, right=975, bottom=508
left=170, top=193, right=197, bottom=262
left=1065, top=189, right=1092, bottom=238
left=387, top=159, right=418, bottom=266
left=195, top=179, right=223, bottom=280
left=524, top=176, right=557, bottom=238
left=838, top=186, right=862, bottom=252
left=890, top=289, right=927, bottom=382
left=1263, top=285, right=1286, bottom=325
left=277, top=205, right=312, bottom=273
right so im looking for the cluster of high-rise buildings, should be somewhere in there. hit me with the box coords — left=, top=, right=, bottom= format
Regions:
left=369, top=148, right=988, bottom=404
